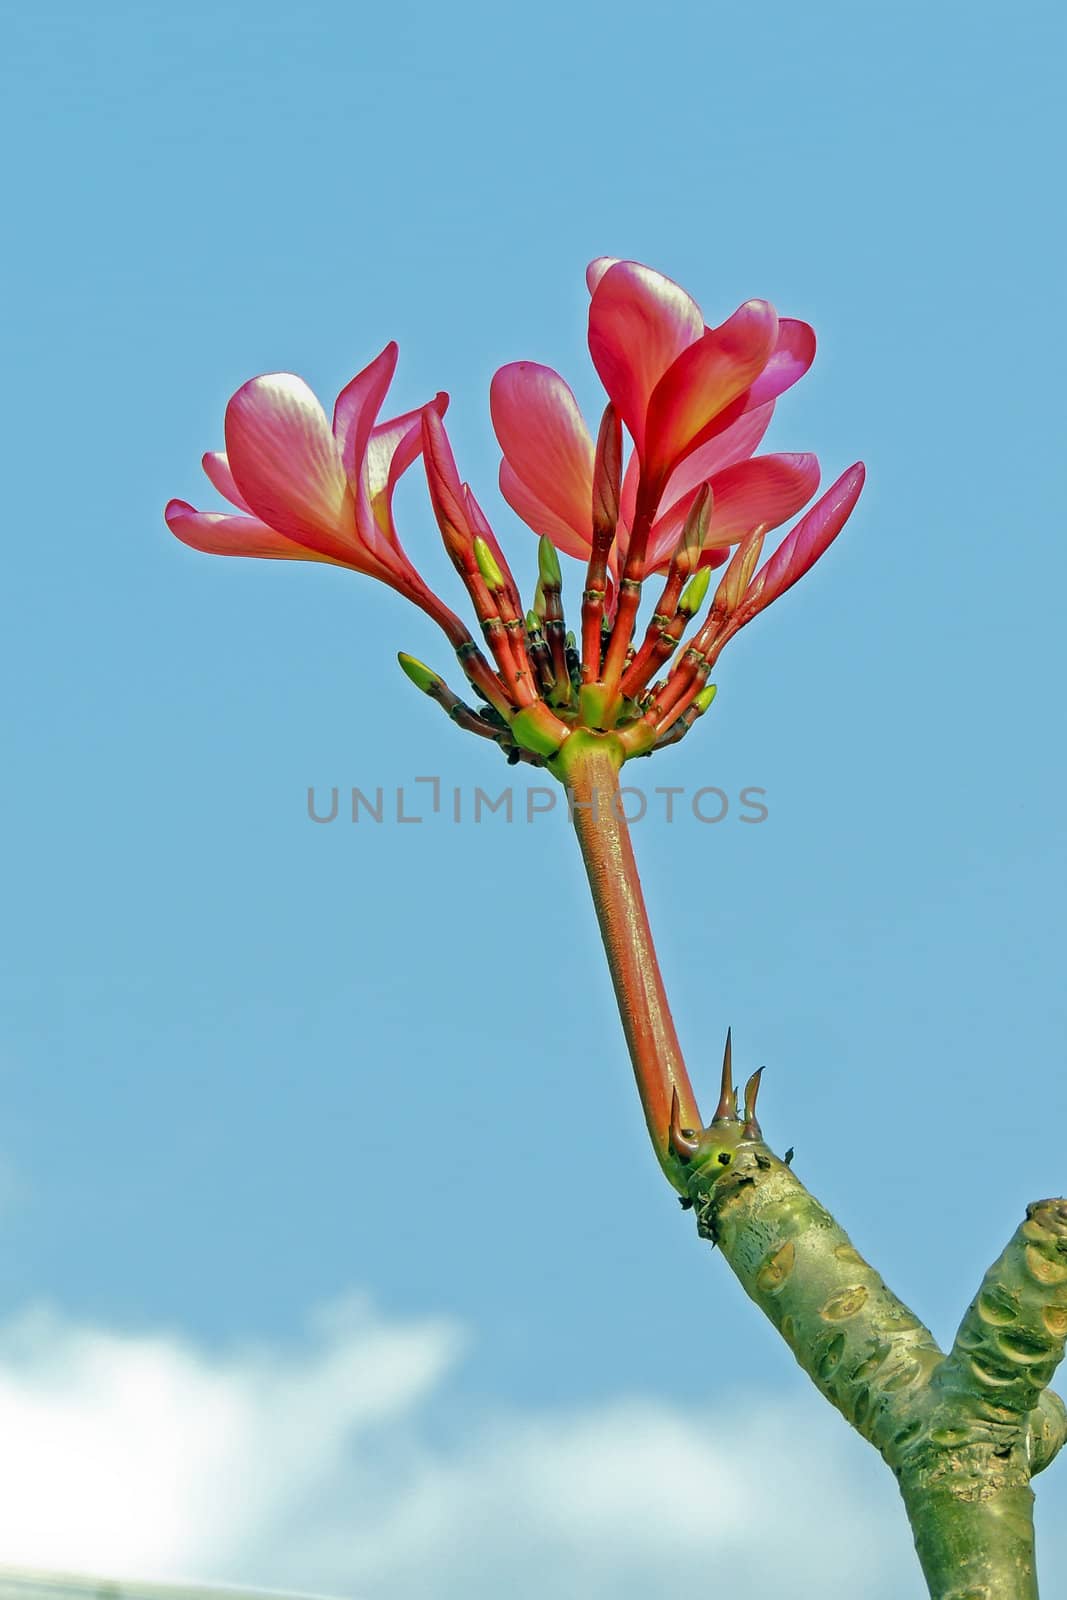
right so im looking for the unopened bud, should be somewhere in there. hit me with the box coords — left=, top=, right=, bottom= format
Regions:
left=680, top=484, right=713, bottom=568
left=397, top=652, right=442, bottom=695
left=537, top=535, right=563, bottom=590
left=694, top=684, right=718, bottom=715
left=473, top=535, right=506, bottom=591
left=716, top=526, right=768, bottom=614
left=592, top=403, right=623, bottom=537
left=679, top=565, right=712, bottom=616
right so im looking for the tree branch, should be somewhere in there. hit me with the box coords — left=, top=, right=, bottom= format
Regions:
left=689, top=1145, right=1066, bottom=1599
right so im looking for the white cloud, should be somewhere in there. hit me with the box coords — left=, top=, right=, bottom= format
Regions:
left=0, top=1296, right=1061, bottom=1600
left=0, top=1296, right=458, bottom=1582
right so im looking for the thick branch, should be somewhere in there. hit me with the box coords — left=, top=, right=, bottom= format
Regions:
left=930, top=1200, right=1067, bottom=1437
left=689, top=1141, right=945, bottom=1465
left=893, top=1200, right=1067, bottom=1598
left=689, top=1146, right=1065, bottom=1598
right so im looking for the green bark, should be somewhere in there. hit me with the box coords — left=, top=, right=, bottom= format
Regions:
left=687, top=1145, right=1066, bottom=1598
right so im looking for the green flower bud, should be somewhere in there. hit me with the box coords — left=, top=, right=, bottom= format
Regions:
left=537, top=535, right=563, bottom=590
left=473, top=536, right=506, bottom=591
left=679, top=565, right=712, bottom=616
left=397, top=653, right=442, bottom=695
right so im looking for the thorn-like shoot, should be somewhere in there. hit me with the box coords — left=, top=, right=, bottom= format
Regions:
left=743, top=1066, right=765, bottom=1139
left=669, top=1085, right=700, bottom=1162
left=713, top=1027, right=736, bottom=1123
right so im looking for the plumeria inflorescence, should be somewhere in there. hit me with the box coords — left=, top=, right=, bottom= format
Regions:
left=166, top=259, right=865, bottom=773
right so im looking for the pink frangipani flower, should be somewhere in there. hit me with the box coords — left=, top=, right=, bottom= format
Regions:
left=491, top=259, right=819, bottom=584
left=165, top=343, right=464, bottom=639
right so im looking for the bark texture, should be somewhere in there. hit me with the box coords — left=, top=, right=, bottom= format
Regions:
left=689, top=1146, right=1066, bottom=1599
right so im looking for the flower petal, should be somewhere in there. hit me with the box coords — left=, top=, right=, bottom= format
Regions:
left=588, top=262, right=705, bottom=454
left=165, top=500, right=343, bottom=565
left=646, top=453, right=821, bottom=572
left=499, top=461, right=593, bottom=563
left=643, top=300, right=779, bottom=485
left=354, top=395, right=455, bottom=607
left=225, top=374, right=353, bottom=556
left=586, top=257, right=619, bottom=295
left=364, top=393, right=448, bottom=535
left=331, top=343, right=399, bottom=485
left=490, top=362, right=595, bottom=544
left=740, top=462, right=866, bottom=621
left=745, top=318, right=816, bottom=409
left=657, top=402, right=776, bottom=509
left=201, top=451, right=255, bottom=514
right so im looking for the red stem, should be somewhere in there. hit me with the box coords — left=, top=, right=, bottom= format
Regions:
left=598, top=480, right=658, bottom=693
left=562, top=737, right=701, bottom=1188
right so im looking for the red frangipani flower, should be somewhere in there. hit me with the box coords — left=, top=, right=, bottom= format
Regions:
left=166, top=260, right=864, bottom=769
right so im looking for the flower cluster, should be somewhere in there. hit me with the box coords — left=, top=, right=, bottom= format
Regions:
left=166, top=260, right=864, bottom=771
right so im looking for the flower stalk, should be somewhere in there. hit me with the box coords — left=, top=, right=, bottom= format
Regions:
left=554, top=733, right=700, bottom=1183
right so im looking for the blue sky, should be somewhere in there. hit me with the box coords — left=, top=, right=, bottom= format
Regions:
left=1, top=0, right=1064, bottom=1593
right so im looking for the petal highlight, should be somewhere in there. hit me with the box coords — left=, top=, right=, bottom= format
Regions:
left=224, top=374, right=353, bottom=556
left=586, top=257, right=619, bottom=295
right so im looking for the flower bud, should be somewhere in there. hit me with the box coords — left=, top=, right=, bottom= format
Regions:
left=473, top=535, right=506, bottom=592
left=537, top=534, right=563, bottom=590
left=397, top=652, right=443, bottom=695
left=679, top=565, right=712, bottom=617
